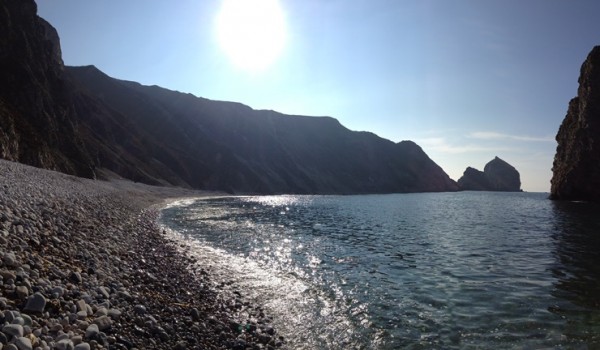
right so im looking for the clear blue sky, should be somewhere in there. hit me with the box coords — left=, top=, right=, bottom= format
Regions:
left=36, top=0, right=600, bottom=192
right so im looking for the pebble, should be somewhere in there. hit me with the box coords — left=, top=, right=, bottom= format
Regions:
left=23, top=293, right=46, bottom=313
left=133, top=305, right=146, bottom=315
left=0, top=159, right=284, bottom=350
left=73, top=343, right=90, bottom=350
left=85, top=324, right=99, bottom=339
left=93, top=316, right=112, bottom=331
left=14, top=337, right=32, bottom=350
left=2, top=324, right=24, bottom=338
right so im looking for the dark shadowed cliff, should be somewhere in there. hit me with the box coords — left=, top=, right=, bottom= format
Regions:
left=0, top=0, right=94, bottom=177
left=551, top=46, right=600, bottom=201
left=66, top=65, right=458, bottom=194
left=1, top=0, right=458, bottom=194
left=458, top=157, right=521, bottom=192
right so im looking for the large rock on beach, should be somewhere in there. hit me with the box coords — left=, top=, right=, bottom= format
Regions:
left=551, top=46, right=600, bottom=201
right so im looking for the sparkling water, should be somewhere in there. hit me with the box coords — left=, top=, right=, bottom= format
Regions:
left=160, top=192, right=600, bottom=349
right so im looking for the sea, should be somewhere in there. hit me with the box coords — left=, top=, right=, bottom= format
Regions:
left=159, top=192, right=600, bottom=349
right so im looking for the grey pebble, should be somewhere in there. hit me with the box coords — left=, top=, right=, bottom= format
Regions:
left=73, top=343, right=90, bottom=350
left=23, top=293, right=46, bottom=313
left=2, top=324, right=24, bottom=338
left=85, top=324, right=99, bottom=339
left=14, top=337, right=32, bottom=350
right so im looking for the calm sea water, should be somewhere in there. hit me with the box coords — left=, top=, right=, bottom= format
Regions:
left=160, top=192, right=600, bottom=349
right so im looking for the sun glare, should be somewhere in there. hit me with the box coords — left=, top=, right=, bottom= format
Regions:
left=216, top=0, right=287, bottom=72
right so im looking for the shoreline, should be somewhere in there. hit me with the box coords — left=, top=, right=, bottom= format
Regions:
left=0, top=159, right=284, bottom=350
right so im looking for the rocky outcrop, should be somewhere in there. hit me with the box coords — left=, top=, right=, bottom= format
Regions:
left=457, top=167, right=491, bottom=191
left=458, top=157, right=521, bottom=191
left=551, top=46, right=600, bottom=201
left=1, top=0, right=458, bottom=195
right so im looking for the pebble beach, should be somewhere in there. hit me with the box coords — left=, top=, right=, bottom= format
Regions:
left=0, top=159, right=283, bottom=350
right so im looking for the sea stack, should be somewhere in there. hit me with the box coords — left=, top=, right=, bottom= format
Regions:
left=551, top=46, right=600, bottom=201
left=458, top=156, right=521, bottom=192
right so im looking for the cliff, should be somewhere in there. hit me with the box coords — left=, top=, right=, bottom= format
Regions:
left=0, top=0, right=94, bottom=177
left=1, top=0, right=459, bottom=195
left=551, top=46, right=600, bottom=201
left=458, top=157, right=522, bottom=192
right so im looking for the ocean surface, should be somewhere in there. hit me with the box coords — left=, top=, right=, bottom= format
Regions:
left=160, top=192, right=600, bottom=349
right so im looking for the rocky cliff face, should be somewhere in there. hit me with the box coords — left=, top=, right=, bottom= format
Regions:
left=1, top=0, right=458, bottom=194
left=458, top=157, right=521, bottom=192
left=0, top=0, right=94, bottom=177
left=551, top=46, right=600, bottom=201
left=67, top=65, right=459, bottom=194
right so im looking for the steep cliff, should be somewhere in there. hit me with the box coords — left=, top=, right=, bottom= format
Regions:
left=0, top=0, right=94, bottom=177
left=551, top=46, right=600, bottom=201
left=458, top=157, right=521, bottom=192
left=67, top=65, right=459, bottom=194
left=1, top=0, right=458, bottom=194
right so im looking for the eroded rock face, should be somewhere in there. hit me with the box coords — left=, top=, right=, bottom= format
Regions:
left=458, top=157, right=521, bottom=192
left=551, top=46, right=600, bottom=201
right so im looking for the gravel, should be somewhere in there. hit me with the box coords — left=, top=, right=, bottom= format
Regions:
left=0, top=159, right=285, bottom=349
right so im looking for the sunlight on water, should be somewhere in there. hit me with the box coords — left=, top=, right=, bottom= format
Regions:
left=160, top=193, right=600, bottom=349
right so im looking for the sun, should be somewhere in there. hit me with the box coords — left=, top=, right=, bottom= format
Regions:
left=215, top=0, right=287, bottom=72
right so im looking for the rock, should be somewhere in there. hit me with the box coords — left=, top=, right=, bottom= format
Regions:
left=23, top=293, right=46, bottom=313
left=457, top=167, right=490, bottom=191
left=484, top=157, right=521, bottom=191
left=54, top=339, right=74, bottom=350
left=2, top=324, right=24, bottom=338
left=51, top=286, right=64, bottom=298
left=73, top=343, right=90, bottom=350
left=15, top=286, right=29, bottom=299
left=3, top=252, right=18, bottom=267
left=107, top=309, right=121, bottom=320
left=551, top=46, right=600, bottom=201
left=0, top=270, right=16, bottom=280
left=93, top=316, right=112, bottom=331
left=76, top=300, right=87, bottom=313
left=191, top=308, right=201, bottom=321
left=133, top=305, right=146, bottom=315
left=458, top=157, right=521, bottom=191
left=174, top=342, right=187, bottom=350
left=97, top=287, right=110, bottom=299
left=69, top=271, right=82, bottom=284
left=14, top=337, right=32, bottom=350
left=85, top=324, right=99, bottom=339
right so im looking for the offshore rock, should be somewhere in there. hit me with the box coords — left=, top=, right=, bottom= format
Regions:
left=551, top=46, right=600, bottom=201
left=457, top=167, right=490, bottom=191
left=458, top=157, right=521, bottom=191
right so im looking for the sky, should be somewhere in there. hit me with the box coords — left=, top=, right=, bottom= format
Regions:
left=36, top=0, right=600, bottom=192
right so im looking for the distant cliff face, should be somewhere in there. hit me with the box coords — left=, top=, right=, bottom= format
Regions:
left=1, top=0, right=458, bottom=195
left=67, top=65, right=459, bottom=194
left=551, top=46, right=600, bottom=201
left=458, top=157, right=521, bottom=192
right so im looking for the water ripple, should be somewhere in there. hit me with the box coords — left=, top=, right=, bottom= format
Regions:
left=161, top=192, right=600, bottom=349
